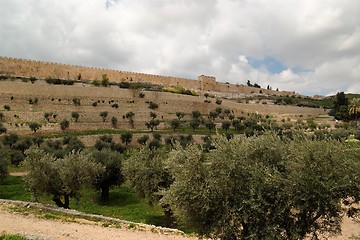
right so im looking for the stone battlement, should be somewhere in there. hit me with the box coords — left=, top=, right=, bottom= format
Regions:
left=0, top=56, right=294, bottom=96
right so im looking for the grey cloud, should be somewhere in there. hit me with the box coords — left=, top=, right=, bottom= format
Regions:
left=0, top=0, right=359, bottom=95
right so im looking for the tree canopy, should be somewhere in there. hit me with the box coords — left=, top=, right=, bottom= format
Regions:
left=162, top=133, right=360, bottom=239
left=23, top=148, right=103, bottom=208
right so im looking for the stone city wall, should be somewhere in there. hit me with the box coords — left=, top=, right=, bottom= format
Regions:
left=0, top=56, right=294, bottom=96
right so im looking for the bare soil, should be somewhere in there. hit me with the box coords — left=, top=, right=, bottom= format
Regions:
left=0, top=202, right=359, bottom=240
left=0, top=203, right=196, bottom=240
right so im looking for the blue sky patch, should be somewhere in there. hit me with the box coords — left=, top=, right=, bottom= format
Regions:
left=249, top=56, right=287, bottom=74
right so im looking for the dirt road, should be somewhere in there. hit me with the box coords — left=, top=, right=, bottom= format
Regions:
left=0, top=202, right=359, bottom=240
left=0, top=203, right=195, bottom=240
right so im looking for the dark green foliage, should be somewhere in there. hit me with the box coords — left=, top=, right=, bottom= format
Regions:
left=111, top=116, right=118, bottom=128
left=28, top=122, right=42, bottom=133
left=23, top=148, right=103, bottom=209
left=91, top=80, right=100, bottom=86
left=111, top=103, right=119, bottom=108
left=149, top=111, right=157, bottom=119
left=148, top=139, right=161, bottom=149
left=202, top=135, right=215, bottom=152
left=44, top=112, right=52, bottom=122
left=28, top=97, right=38, bottom=104
left=60, top=119, right=70, bottom=131
left=215, top=107, right=222, bottom=114
left=148, top=101, right=159, bottom=110
left=72, top=98, right=81, bottom=106
left=0, top=146, right=10, bottom=180
left=145, top=119, right=160, bottom=131
left=189, top=119, right=201, bottom=131
left=12, top=138, right=32, bottom=153
left=120, top=132, right=133, bottom=145
left=191, top=110, right=202, bottom=119
left=137, top=134, right=149, bottom=145
left=169, top=119, right=181, bottom=131
left=175, top=112, right=185, bottom=120
left=4, top=105, right=10, bottom=111
left=101, top=74, right=109, bottom=87
left=45, top=77, right=75, bottom=85
left=208, top=111, right=218, bottom=120
left=163, top=133, right=360, bottom=239
left=125, top=111, right=135, bottom=128
left=152, top=132, right=162, bottom=141
left=71, top=111, right=80, bottom=122
left=124, top=146, right=174, bottom=226
left=92, top=101, right=98, bottom=107
left=0, top=112, right=4, bottom=121
left=91, top=149, right=124, bottom=202
left=232, top=120, right=245, bottom=132
left=94, top=135, right=126, bottom=153
left=0, top=123, right=7, bottom=135
left=221, top=121, right=231, bottom=132
left=139, top=92, right=145, bottom=98
left=32, top=136, right=44, bottom=147
left=2, top=133, right=19, bottom=147
left=100, top=111, right=108, bottom=122
left=205, top=121, right=215, bottom=132
left=215, top=99, right=222, bottom=105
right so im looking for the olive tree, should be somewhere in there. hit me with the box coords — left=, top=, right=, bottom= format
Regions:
left=124, top=146, right=174, bottom=227
left=23, top=148, right=103, bottom=209
left=91, top=149, right=124, bottom=202
left=0, top=146, right=10, bottom=180
left=71, top=111, right=80, bottom=122
left=28, top=122, right=42, bottom=133
left=162, top=133, right=360, bottom=239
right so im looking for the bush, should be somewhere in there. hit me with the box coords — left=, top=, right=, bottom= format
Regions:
left=148, top=101, right=159, bottom=110
left=91, top=80, right=100, bottom=87
left=111, top=103, right=119, bottom=109
left=92, top=101, right=98, bottom=107
left=4, top=105, right=10, bottom=111
left=215, top=99, right=222, bottom=105
left=137, top=135, right=149, bottom=145
left=72, top=98, right=81, bottom=106
left=45, top=77, right=75, bottom=85
left=100, top=111, right=108, bottom=122
left=28, top=122, right=42, bottom=133
left=60, top=119, right=70, bottom=131
left=28, top=97, right=38, bottom=104
left=71, top=111, right=80, bottom=122
left=111, top=116, right=118, bottom=128
left=139, top=92, right=145, bottom=98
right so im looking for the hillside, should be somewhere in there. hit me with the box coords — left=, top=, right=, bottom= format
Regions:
left=0, top=79, right=331, bottom=144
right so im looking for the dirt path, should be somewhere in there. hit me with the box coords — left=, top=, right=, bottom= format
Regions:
left=1, top=202, right=359, bottom=240
left=0, top=203, right=195, bottom=240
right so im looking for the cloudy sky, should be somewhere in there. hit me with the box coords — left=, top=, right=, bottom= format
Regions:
left=0, top=0, right=359, bottom=96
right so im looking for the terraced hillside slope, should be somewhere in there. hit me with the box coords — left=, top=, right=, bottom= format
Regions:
left=0, top=79, right=331, bottom=144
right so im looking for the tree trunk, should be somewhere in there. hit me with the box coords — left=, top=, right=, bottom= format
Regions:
left=64, top=194, right=70, bottom=209
left=101, top=186, right=110, bottom=202
left=161, top=204, right=174, bottom=228
left=52, top=195, right=70, bottom=209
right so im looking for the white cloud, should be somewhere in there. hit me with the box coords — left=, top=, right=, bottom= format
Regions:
left=0, top=0, right=359, bottom=96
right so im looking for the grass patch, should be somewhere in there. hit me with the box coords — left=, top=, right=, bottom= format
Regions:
left=0, top=176, right=31, bottom=201
left=0, top=234, right=29, bottom=240
left=0, top=176, right=166, bottom=227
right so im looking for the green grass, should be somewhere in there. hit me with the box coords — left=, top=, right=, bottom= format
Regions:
left=0, top=234, right=29, bottom=240
left=0, top=176, right=166, bottom=226
left=0, top=176, right=31, bottom=201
